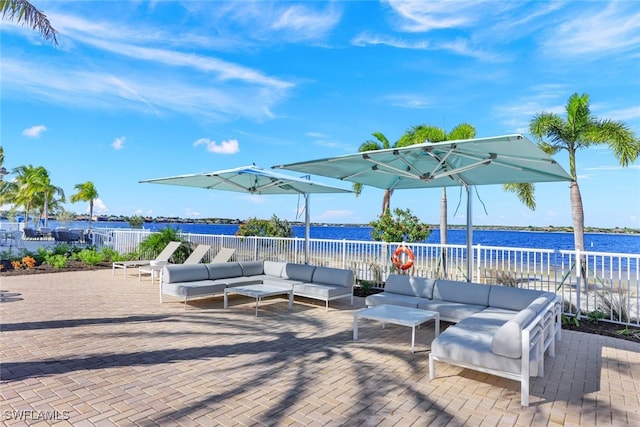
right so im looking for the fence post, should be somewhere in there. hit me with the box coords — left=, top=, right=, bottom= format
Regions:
left=342, top=239, right=347, bottom=269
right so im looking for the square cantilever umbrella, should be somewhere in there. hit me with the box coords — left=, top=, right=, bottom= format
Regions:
left=140, top=165, right=352, bottom=263
left=274, top=134, right=573, bottom=279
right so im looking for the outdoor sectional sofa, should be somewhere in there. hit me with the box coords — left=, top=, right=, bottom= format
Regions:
left=160, top=260, right=354, bottom=311
left=364, top=274, right=562, bottom=406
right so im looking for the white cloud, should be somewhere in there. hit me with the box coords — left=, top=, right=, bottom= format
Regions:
left=22, top=125, right=47, bottom=138
left=194, top=138, right=240, bottom=154
left=541, top=2, right=640, bottom=58
left=315, top=209, right=353, bottom=221
left=112, top=136, right=125, bottom=150
left=93, top=198, right=108, bottom=214
left=184, top=208, right=201, bottom=217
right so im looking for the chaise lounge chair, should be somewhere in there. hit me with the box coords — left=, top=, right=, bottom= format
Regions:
left=210, top=247, right=235, bottom=263
left=112, top=241, right=182, bottom=278
left=138, top=243, right=212, bottom=283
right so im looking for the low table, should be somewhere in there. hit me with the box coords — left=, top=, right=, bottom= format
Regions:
left=224, top=284, right=293, bottom=317
left=353, top=304, right=440, bottom=353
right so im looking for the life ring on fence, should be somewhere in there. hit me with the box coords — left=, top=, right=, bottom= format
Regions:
left=392, top=246, right=414, bottom=270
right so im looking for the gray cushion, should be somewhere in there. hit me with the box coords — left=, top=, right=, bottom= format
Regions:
left=417, top=299, right=486, bottom=322
left=207, top=262, right=243, bottom=280
left=239, top=261, right=264, bottom=277
left=293, top=283, right=351, bottom=299
left=383, top=274, right=412, bottom=295
left=491, top=308, right=536, bottom=358
left=433, top=280, right=490, bottom=306
left=488, top=286, right=545, bottom=311
left=312, top=267, right=354, bottom=288
left=432, top=325, right=540, bottom=376
left=384, top=274, right=435, bottom=298
left=365, top=293, right=422, bottom=308
left=163, top=280, right=227, bottom=298
left=162, top=264, right=209, bottom=284
left=283, top=263, right=316, bottom=282
left=527, top=293, right=555, bottom=313
left=264, top=261, right=286, bottom=277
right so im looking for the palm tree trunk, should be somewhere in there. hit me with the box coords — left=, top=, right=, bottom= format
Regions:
left=89, top=200, right=93, bottom=229
left=570, top=181, right=585, bottom=252
left=382, top=189, right=393, bottom=214
left=440, top=188, right=448, bottom=276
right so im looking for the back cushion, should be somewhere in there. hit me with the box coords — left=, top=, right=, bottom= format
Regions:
left=489, top=286, right=545, bottom=311
left=163, top=264, right=209, bottom=284
left=207, top=262, right=243, bottom=280
left=283, top=263, right=316, bottom=282
left=239, top=261, right=264, bottom=277
left=491, top=308, right=536, bottom=358
left=408, top=276, right=436, bottom=298
left=433, top=280, right=490, bottom=306
left=384, top=274, right=435, bottom=298
left=263, top=261, right=286, bottom=277
left=312, top=267, right=354, bottom=288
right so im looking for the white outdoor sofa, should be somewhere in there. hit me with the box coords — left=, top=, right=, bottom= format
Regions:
left=365, top=274, right=562, bottom=406
left=160, top=260, right=354, bottom=311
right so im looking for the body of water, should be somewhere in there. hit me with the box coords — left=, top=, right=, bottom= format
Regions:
left=24, top=220, right=640, bottom=254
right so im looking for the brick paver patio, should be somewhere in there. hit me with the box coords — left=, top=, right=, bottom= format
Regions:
left=1, top=270, right=639, bottom=426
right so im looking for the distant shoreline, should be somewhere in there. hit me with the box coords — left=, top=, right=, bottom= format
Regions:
left=99, top=216, right=640, bottom=235
left=2, top=214, right=638, bottom=235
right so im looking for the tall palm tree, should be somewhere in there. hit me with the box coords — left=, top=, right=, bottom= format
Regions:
left=355, top=132, right=396, bottom=214
left=1, top=0, right=58, bottom=44
left=70, top=181, right=99, bottom=229
left=529, top=92, right=639, bottom=253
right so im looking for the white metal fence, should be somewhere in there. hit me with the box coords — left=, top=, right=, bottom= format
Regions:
left=76, top=228, right=640, bottom=328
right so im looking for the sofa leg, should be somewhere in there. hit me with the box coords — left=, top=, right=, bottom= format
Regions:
left=521, top=376, right=529, bottom=406
left=428, top=354, right=435, bottom=380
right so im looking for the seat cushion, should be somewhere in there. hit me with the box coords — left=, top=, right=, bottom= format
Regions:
left=163, top=280, right=227, bottom=299
left=417, top=299, right=487, bottom=323
left=432, top=325, right=540, bottom=376
left=364, top=292, right=423, bottom=308
left=293, top=283, right=351, bottom=300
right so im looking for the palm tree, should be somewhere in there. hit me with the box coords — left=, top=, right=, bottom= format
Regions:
left=70, top=181, right=99, bottom=229
left=8, top=165, right=64, bottom=228
left=1, top=0, right=58, bottom=44
left=530, top=93, right=639, bottom=253
left=354, top=132, right=396, bottom=214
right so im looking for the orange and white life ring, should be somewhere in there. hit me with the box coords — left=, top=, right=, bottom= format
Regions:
left=392, top=246, right=414, bottom=270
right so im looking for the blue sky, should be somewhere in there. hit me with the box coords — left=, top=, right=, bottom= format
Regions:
left=1, top=1, right=639, bottom=228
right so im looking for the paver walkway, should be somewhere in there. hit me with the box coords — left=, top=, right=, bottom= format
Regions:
left=1, top=270, right=639, bottom=426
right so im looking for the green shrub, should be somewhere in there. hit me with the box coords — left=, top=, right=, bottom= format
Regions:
left=45, top=254, right=68, bottom=269
left=99, top=247, right=123, bottom=262
left=77, top=249, right=104, bottom=265
left=138, top=227, right=188, bottom=263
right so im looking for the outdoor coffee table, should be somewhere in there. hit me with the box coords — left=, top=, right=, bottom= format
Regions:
left=353, top=304, right=440, bottom=353
left=224, top=284, right=293, bottom=317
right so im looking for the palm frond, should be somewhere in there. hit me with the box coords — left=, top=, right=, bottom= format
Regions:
left=1, top=0, right=58, bottom=45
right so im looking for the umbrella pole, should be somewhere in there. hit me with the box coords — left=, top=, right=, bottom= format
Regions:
left=466, top=185, right=473, bottom=282
left=305, top=193, right=310, bottom=264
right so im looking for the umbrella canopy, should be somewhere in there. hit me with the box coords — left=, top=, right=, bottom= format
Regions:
left=140, top=165, right=352, bottom=263
left=274, top=134, right=573, bottom=279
